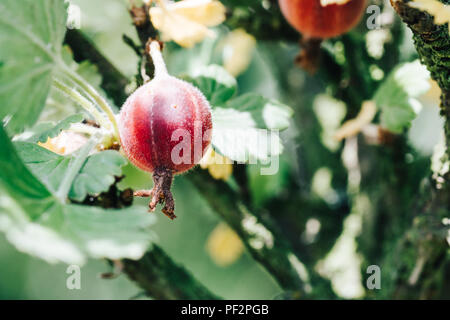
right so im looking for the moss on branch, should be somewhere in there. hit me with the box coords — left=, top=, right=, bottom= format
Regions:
left=122, top=245, right=221, bottom=300
left=391, top=0, right=450, bottom=153
left=375, top=0, right=450, bottom=299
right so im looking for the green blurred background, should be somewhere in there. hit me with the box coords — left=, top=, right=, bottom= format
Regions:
left=0, top=0, right=444, bottom=299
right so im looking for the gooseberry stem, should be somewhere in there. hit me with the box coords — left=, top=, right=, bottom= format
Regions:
left=52, top=78, right=111, bottom=130
left=60, top=66, right=120, bottom=140
left=149, top=41, right=168, bottom=78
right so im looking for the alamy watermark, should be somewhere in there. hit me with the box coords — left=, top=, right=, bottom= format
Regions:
left=366, top=265, right=381, bottom=290
left=66, top=264, right=81, bottom=290
left=366, top=5, right=382, bottom=30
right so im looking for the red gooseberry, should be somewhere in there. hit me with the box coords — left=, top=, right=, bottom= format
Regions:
left=278, top=0, right=367, bottom=39
left=119, top=41, right=212, bottom=219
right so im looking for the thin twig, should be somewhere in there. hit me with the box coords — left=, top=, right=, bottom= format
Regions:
left=64, top=29, right=129, bottom=106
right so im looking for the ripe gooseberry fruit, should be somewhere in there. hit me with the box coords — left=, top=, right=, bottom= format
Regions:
left=278, top=0, right=366, bottom=39
left=278, top=0, right=366, bottom=73
left=119, top=41, right=212, bottom=219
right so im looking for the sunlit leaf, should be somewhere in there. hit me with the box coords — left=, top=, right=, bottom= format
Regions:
left=0, top=125, right=155, bottom=264
left=374, top=60, right=431, bottom=133
left=185, top=64, right=237, bottom=106
left=208, top=89, right=293, bottom=162
left=0, top=126, right=54, bottom=219
left=15, top=142, right=127, bottom=202
left=62, top=204, right=156, bottom=261
left=23, top=114, right=84, bottom=143
left=223, top=93, right=293, bottom=130
left=69, top=150, right=127, bottom=201
left=0, top=0, right=67, bottom=134
left=0, top=194, right=85, bottom=265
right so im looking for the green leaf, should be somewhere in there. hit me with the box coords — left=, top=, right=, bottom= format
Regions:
left=184, top=65, right=293, bottom=161
left=69, top=150, right=128, bottom=201
left=14, top=141, right=70, bottom=195
left=378, top=87, right=417, bottom=133
left=374, top=60, right=430, bottom=133
left=61, top=204, right=156, bottom=261
left=0, top=126, right=54, bottom=219
left=0, top=194, right=85, bottom=264
left=55, top=137, right=96, bottom=201
left=15, top=142, right=127, bottom=202
left=41, top=46, right=118, bottom=122
left=24, top=114, right=84, bottom=143
left=0, top=191, right=156, bottom=265
left=186, top=65, right=237, bottom=106
left=0, top=0, right=68, bottom=134
left=223, top=93, right=293, bottom=130
left=0, top=125, right=155, bottom=264
left=211, top=93, right=293, bottom=162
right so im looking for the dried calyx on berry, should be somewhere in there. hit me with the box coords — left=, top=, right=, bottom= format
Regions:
left=119, top=41, right=213, bottom=219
